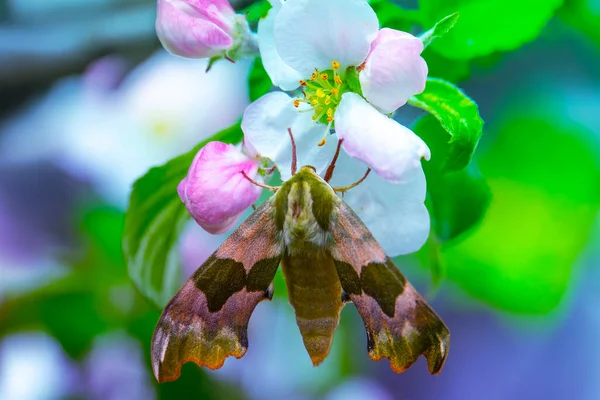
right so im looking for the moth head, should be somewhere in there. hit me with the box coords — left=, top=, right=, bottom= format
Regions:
left=302, top=165, right=317, bottom=174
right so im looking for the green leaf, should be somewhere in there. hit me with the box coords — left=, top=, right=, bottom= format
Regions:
left=409, top=78, right=483, bottom=172
left=442, top=117, right=600, bottom=313
left=369, top=0, right=420, bottom=32
left=420, top=12, right=460, bottom=48
left=414, top=115, right=491, bottom=243
left=422, top=49, right=471, bottom=83
left=344, top=66, right=363, bottom=97
left=418, top=0, right=563, bottom=59
left=123, top=123, right=244, bottom=308
left=243, top=0, right=272, bottom=25
left=249, top=58, right=273, bottom=101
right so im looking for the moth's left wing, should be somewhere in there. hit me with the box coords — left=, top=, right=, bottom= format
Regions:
left=151, top=200, right=282, bottom=382
left=330, top=200, right=450, bottom=374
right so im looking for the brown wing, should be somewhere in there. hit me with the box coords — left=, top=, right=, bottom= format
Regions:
left=329, top=200, right=450, bottom=374
left=151, top=200, right=283, bottom=382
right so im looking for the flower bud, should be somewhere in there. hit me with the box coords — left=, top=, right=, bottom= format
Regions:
left=156, top=0, right=255, bottom=60
left=360, top=28, right=428, bottom=114
left=178, top=141, right=262, bottom=234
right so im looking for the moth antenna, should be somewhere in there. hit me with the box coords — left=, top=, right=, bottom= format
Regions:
left=333, top=168, right=371, bottom=194
left=324, top=139, right=343, bottom=182
left=288, top=127, right=297, bottom=176
left=241, top=171, right=280, bottom=192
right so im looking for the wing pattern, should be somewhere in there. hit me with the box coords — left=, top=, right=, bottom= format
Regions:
left=330, top=200, right=450, bottom=374
left=151, top=200, right=283, bottom=382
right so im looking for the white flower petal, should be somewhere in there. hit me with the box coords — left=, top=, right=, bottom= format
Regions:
left=330, top=152, right=429, bottom=256
left=242, top=92, right=338, bottom=181
left=274, top=0, right=379, bottom=74
left=257, top=8, right=304, bottom=91
left=360, top=28, right=428, bottom=114
left=335, top=93, right=430, bottom=184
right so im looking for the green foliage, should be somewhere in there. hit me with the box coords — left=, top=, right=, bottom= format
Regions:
left=249, top=58, right=273, bottom=101
left=415, top=115, right=491, bottom=243
left=243, top=0, right=272, bottom=25
left=442, top=117, right=600, bottom=313
left=123, top=124, right=244, bottom=308
left=419, top=0, right=563, bottom=59
left=420, top=12, right=460, bottom=48
left=409, top=78, right=484, bottom=172
left=370, top=0, right=419, bottom=32
left=345, top=66, right=363, bottom=98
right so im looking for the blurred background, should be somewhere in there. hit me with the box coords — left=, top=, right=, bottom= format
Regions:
left=0, top=0, right=599, bottom=399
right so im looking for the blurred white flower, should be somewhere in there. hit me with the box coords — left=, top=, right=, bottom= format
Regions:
left=84, top=332, right=155, bottom=400
left=326, top=378, right=393, bottom=400
left=0, top=332, right=77, bottom=400
left=0, top=50, right=251, bottom=206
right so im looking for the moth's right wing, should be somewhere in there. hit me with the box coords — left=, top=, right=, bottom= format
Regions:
left=329, top=200, right=450, bottom=374
left=151, top=200, right=283, bottom=382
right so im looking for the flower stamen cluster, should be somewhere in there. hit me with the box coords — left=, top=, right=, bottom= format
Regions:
left=296, top=62, right=344, bottom=123
left=294, top=61, right=347, bottom=146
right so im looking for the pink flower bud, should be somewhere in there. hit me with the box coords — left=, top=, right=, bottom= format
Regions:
left=178, top=141, right=263, bottom=234
left=156, top=0, right=246, bottom=59
left=360, top=28, right=428, bottom=114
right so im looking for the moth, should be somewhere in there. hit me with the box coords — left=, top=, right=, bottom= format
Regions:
left=151, top=131, right=450, bottom=382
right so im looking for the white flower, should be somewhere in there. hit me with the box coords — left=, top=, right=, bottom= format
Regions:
left=241, top=0, right=431, bottom=255
left=0, top=51, right=251, bottom=206
left=250, top=0, right=430, bottom=184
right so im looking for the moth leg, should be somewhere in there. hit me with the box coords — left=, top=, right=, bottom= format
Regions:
left=287, top=127, right=297, bottom=176
left=241, top=171, right=280, bottom=192
left=333, top=168, right=371, bottom=194
left=324, top=139, right=344, bottom=182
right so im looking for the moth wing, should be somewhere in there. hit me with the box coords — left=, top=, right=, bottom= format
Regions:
left=330, top=200, right=450, bottom=374
left=151, top=200, right=282, bottom=382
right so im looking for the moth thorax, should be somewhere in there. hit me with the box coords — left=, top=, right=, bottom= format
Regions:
left=283, top=180, right=329, bottom=250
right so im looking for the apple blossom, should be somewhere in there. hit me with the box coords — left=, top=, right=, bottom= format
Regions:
left=238, top=0, right=432, bottom=255
left=156, top=0, right=257, bottom=61
left=252, top=0, right=430, bottom=184
left=177, top=141, right=263, bottom=234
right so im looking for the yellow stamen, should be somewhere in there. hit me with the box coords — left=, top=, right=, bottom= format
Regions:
left=310, top=71, right=319, bottom=81
left=321, top=73, right=329, bottom=81
left=318, top=138, right=327, bottom=146
left=332, top=61, right=340, bottom=70
left=324, top=96, right=332, bottom=105
left=299, top=80, right=307, bottom=86
left=316, top=88, right=326, bottom=98
left=334, top=76, right=343, bottom=85
left=293, top=99, right=300, bottom=108
left=327, top=108, right=334, bottom=118
left=330, top=88, right=338, bottom=96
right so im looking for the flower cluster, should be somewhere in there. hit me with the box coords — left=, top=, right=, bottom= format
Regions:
left=161, top=0, right=432, bottom=256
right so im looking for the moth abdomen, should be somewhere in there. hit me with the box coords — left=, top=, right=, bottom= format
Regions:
left=281, top=247, right=344, bottom=366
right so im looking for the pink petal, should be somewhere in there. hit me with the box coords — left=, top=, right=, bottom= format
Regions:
left=360, top=28, right=428, bottom=114
left=335, top=93, right=430, bottom=184
left=156, top=0, right=234, bottom=59
left=178, top=141, right=262, bottom=234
